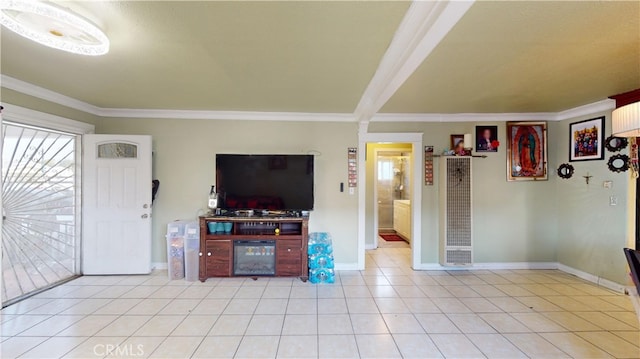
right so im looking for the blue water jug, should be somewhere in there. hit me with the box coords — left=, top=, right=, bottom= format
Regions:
left=309, top=268, right=335, bottom=283
left=308, top=232, right=333, bottom=255
left=309, top=253, right=334, bottom=269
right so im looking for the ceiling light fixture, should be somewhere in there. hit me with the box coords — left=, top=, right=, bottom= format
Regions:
left=0, top=0, right=109, bottom=56
left=612, top=102, right=640, bottom=137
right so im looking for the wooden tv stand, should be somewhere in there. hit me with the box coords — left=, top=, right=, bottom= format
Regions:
left=198, top=215, right=309, bottom=282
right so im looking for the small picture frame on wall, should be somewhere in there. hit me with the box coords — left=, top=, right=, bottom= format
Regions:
left=450, top=134, right=464, bottom=151
left=506, top=121, right=548, bottom=181
left=569, top=116, right=605, bottom=162
left=475, top=125, right=498, bottom=152
left=450, top=134, right=470, bottom=156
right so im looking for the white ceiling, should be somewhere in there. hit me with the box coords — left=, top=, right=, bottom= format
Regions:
left=1, top=0, right=639, bottom=121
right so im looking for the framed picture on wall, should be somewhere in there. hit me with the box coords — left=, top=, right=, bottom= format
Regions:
left=450, top=134, right=464, bottom=150
left=506, top=121, right=548, bottom=181
left=475, top=125, right=498, bottom=152
left=450, top=134, right=470, bottom=156
left=569, top=116, right=605, bottom=162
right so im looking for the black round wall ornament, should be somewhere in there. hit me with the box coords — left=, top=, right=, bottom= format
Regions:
left=607, top=154, right=630, bottom=173
left=604, top=136, right=628, bottom=152
left=557, top=163, right=574, bottom=179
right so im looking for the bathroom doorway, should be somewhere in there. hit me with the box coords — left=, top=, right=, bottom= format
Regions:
left=358, top=133, right=422, bottom=270
left=374, top=147, right=412, bottom=248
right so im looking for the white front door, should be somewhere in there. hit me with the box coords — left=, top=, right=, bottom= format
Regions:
left=82, top=135, right=152, bottom=274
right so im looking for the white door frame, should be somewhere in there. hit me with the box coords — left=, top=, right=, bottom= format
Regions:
left=358, top=132, right=423, bottom=270
left=0, top=104, right=94, bottom=307
left=373, top=147, right=413, bottom=250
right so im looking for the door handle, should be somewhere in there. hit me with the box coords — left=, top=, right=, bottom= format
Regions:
left=141, top=214, right=148, bottom=219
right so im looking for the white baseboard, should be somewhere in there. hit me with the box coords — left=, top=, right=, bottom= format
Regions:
left=154, top=261, right=356, bottom=272
left=152, top=262, right=168, bottom=270
left=365, top=244, right=376, bottom=250
left=557, top=264, right=625, bottom=293
left=334, top=263, right=359, bottom=271
left=413, top=262, right=559, bottom=271
left=473, top=262, right=558, bottom=270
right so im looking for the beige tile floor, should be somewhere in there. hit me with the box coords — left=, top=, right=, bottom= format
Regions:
left=1, top=246, right=639, bottom=358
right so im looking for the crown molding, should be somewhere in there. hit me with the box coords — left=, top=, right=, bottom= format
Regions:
left=370, top=99, right=617, bottom=123
left=2, top=74, right=103, bottom=114
left=371, top=112, right=554, bottom=123
left=98, top=108, right=356, bottom=122
left=554, top=99, right=616, bottom=121
left=2, top=74, right=616, bottom=124
left=2, top=103, right=95, bottom=134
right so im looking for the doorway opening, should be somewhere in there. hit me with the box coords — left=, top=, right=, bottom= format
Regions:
left=357, top=132, right=422, bottom=270
left=375, top=148, right=412, bottom=249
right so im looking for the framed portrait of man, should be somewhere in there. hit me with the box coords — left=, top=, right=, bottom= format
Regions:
left=475, top=125, right=498, bottom=152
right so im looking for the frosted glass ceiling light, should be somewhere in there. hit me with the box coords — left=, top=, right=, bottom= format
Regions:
left=0, top=0, right=109, bottom=56
left=612, top=102, right=640, bottom=137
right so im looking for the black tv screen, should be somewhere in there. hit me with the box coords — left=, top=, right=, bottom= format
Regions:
left=216, top=154, right=314, bottom=211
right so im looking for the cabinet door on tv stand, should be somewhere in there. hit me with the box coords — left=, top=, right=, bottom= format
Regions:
left=206, top=240, right=231, bottom=277
left=276, top=240, right=302, bottom=276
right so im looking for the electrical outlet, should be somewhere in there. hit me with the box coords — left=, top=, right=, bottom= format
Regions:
left=610, top=196, right=618, bottom=206
left=349, top=187, right=355, bottom=195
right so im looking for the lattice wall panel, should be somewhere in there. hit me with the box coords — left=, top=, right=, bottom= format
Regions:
left=445, top=158, right=471, bottom=247
left=440, top=157, right=472, bottom=266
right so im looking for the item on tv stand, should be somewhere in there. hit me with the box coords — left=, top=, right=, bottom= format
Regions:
left=235, top=209, right=254, bottom=217
left=259, top=210, right=301, bottom=217
left=208, top=185, right=218, bottom=210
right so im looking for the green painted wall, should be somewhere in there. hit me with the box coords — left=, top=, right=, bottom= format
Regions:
left=552, top=112, right=633, bottom=285
left=96, top=118, right=359, bottom=265
left=368, top=121, right=559, bottom=265
left=3, top=89, right=634, bottom=284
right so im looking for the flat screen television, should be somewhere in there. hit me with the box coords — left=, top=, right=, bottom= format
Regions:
left=216, top=154, right=314, bottom=211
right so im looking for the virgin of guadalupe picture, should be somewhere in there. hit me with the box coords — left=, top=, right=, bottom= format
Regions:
left=507, top=122, right=548, bottom=181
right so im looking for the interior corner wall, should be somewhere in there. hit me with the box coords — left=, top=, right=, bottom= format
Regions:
left=95, top=118, right=359, bottom=266
left=368, top=121, right=559, bottom=265
left=365, top=142, right=412, bottom=248
left=553, top=112, right=632, bottom=285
